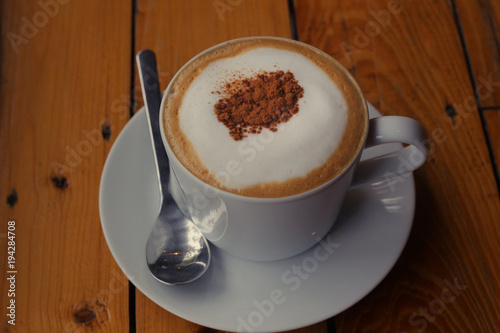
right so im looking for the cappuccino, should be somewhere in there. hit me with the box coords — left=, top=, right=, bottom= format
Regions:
left=163, top=38, right=367, bottom=198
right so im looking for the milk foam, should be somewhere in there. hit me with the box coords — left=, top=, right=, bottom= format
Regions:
left=178, top=47, right=348, bottom=190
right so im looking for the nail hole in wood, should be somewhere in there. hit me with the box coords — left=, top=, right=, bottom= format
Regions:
left=6, top=188, right=17, bottom=208
left=101, top=123, right=111, bottom=141
left=52, top=176, right=69, bottom=189
left=445, top=104, right=457, bottom=124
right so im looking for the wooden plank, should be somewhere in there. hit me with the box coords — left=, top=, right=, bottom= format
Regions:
left=484, top=110, right=500, bottom=177
left=288, top=323, right=329, bottom=333
left=295, top=0, right=500, bottom=332
left=455, top=0, right=500, bottom=185
left=455, top=0, right=500, bottom=108
left=0, top=0, right=131, bottom=331
left=134, top=1, right=329, bottom=332
left=456, top=0, right=500, bottom=184
left=135, top=299, right=329, bottom=333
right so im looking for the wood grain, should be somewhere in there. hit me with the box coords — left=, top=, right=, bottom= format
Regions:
left=133, top=1, right=329, bottom=332
left=455, top=0, right=500, bottom=186
left=485, top=109, right=500, bottom=177
left=455, top=0, right=500, bottom=108
left=0, top=0, right=131, bottom=331
left=294, top=0, right=500, bottom=332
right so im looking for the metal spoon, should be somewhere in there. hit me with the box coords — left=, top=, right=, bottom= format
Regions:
left=137, top=50, right=210, bottom=285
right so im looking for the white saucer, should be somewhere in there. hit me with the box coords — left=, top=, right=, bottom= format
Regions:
left=99, top=103, right=415, bottom=332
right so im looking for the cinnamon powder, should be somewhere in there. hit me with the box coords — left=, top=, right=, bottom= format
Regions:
left=213, top=70, right=304, bottom=141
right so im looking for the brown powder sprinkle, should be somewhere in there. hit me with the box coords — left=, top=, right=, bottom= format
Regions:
left=213, top=70, right=304, bottom=141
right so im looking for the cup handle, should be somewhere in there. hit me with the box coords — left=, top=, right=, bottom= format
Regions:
left=350, top=116, right=428, bottom=189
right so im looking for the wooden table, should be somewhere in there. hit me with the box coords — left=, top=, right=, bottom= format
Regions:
left=1, top=0, right=499, bottom=332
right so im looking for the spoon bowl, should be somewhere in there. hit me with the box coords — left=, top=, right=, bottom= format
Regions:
left=146, top=187, right=210, bottom=284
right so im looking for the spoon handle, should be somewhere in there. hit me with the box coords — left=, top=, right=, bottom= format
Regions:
left=136, top=50, right=170, bottom=198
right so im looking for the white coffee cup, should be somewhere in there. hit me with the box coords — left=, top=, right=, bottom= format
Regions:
left=160, top=37, right=428, bottom=261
